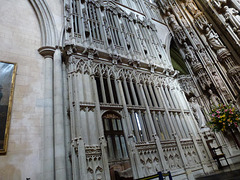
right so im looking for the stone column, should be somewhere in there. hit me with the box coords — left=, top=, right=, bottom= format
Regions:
left=129, top=80, right=138, bottom=105
left=152, top=111, right=162, bottom=139
left=148, top=84, right=158, bottom=107
left=92, top=75, right=110, bottom=180
left=114, top=78, right=122, bottom=104
left=174, top=135, right=194, bottom=180
left=153, top=86, right=164, bottom=107
left=180, top=91, right=217, bottom=168
left=107, top=75, right=115, bottom=103
left=139, top=84, right=153, bottom=139
left=157, top=111, right=170, bottom=139
left=123, top=78, right=132, bottom=105
left=158, top=86, right=176, bottom=135
left=100, top=75, right=107, bottom=103
left=160, top=86, right=170, bottom=108
left=38, top=46, right=55, bottom=180
left=172, top=89, right=191, bottom=137
left=117, top=79, right=141, bottom=178
left=164, top=85, right=175, bottom=108
left=139, top=84, right=168, bottom=171
left=143, top=83, right=153, bottom=107
left=190, top=133, right=211, bottom=173
left=62, top=63, right=72, bottom=180
left=67, top=59, right=79, bottom=180
left=53, top=49, right=67, bottom=180
left=136, top=82, right=144, bottom=106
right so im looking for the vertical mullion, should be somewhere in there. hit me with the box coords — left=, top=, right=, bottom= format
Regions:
left=157, top=111, right=168, bottom=139
left=131, top=110, right=141, bottom=142
left=93, top=6, right=100, bottom=40
left=100, top=75, right=107, bottom=103
left=137, top=111, right=147, bottom=141
left=107, top=76, right=115, bottom=103
left=143, top=83, right=153, bottom=106
left=123, top=78, right=132, bottom=105
left=152, top=111, right=162, bottom=140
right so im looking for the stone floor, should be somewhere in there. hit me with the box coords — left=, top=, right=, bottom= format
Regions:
left=196, top=163, right=240, bottom=180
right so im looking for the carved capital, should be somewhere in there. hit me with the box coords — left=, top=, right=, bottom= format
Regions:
left=38, top=46, right=56, bottom=59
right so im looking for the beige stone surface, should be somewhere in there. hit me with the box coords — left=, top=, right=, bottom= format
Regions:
left=0, top=0, right=44, bottom=179
left=46, top=0, right=64, bottom=44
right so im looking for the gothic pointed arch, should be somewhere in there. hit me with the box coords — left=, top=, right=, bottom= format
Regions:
left=29, top=0, right=57, bottom=46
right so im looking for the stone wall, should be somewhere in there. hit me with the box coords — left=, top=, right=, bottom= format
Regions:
left=0, top=0, right=43, bottom=179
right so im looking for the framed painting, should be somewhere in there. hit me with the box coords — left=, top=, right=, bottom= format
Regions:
left=0, top=61, right=17, bottom=154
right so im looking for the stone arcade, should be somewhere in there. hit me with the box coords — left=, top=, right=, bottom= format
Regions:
left=0, top=0, right=240, bottom=179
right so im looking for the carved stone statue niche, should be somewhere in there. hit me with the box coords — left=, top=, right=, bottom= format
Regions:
left=205, top=27, right=230, bottom=56
left=189, top=97, right=207, bottom=128
left=208, top=89, right=221, bottom=107
left=212, top=71, right=227, bottom=92
left=186, top=0, right=200, bottom=16
left=167, top=11, right=186, bottom=43
left=190, top=31, right=201, bottom=50
left=223, top=6, right=240, bottom=37
left=200, top=49, right=211, bottom=64
left=184, top=42, right=199, bottom=65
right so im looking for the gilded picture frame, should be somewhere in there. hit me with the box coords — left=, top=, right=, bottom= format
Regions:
left=0, top=61, right=17, bottom=154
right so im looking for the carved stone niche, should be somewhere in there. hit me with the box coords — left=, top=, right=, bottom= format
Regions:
left=223, top=5, right=240, bottom=37
left=166, top=10, right=186, bottom=44
left=178, top=75, right=199, bottom=97
left=194, top=12, right=208, bottom=31
left=227, top=66, right=240, bottom=90
left=197, top=69, right=212, bottom=91
left=211, top=0, right=227, bottom=11
left=208, top=89, right=222, bottom=107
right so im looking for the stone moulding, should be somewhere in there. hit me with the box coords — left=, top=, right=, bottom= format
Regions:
left=28, top=0, right=57, bottom=46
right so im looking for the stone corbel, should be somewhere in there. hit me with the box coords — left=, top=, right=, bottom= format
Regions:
left=71, top=137, right=79, bottom=154
left=65, top=44, right=77, bottom=57
left=128, top=59, right=140, bottom=68
left=149, top=63, right=157, bottom=73
left=171, top=70, right=180, bottom=77
left=110, top=53, right=122, bottom=65
left=83, top=47, right=99, bottom=60
left=99, top=136, right=107, bottom=147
